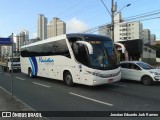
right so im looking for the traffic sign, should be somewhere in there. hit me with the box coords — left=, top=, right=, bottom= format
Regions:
left=0, top=38, right=11, bottom=45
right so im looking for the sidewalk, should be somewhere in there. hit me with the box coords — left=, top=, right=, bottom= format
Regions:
left=0, top=86, right=47, bottom=120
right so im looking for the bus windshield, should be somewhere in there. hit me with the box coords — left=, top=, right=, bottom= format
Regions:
left=89, top=40, right=119, bottom=70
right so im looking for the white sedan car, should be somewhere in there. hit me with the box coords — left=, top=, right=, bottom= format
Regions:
left=120, top=61, right=160, bottom=85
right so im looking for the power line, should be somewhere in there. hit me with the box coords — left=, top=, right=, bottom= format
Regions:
left=62, top=0, right=99, bottom=20
left=129, top=16, right=160, bottom=22
left=82, top=16, right=160, bottom=34
left=124, top=11, right=160, bottom=21
left=125, top=9, right=160, bottom=19
left=100, top=0, right=111, bottom=16
left=82, top=8, right=160, bottom=33
left=54, top=0, right=84, bottom=17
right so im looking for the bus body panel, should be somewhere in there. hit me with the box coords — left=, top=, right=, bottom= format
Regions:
left=21, top=55, right=79, bottom=83
left=20, top=34, right=121, bottom=86
left=78, top=65, right=121, bottom=86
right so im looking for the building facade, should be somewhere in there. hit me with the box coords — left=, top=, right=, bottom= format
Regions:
left=47, top=17, right=66, bottom=38
left=98, top=13, right=143, bottom=42
left=37, top=14, right=47, bottom=40
left=150, top=34, right=156, bottom=45
left=115, top=21, right=143, bottom=41
left=142, top=29, right=150, bottom=44
left=14, top=30, right=29, bottom=52
left=99, top=21, right=143, bottom=42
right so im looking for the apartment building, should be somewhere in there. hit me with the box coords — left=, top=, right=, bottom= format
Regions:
left=114, top=21, right=143, bottom=42
left=47, top=17, right=66, bottom=38
left=142, top=29, right=150, bottom=44
left=150, top=34, right=156, bottom=45
left=37, top=14, right=47, bottom=40
left=99, top=21, right=143, bottom=42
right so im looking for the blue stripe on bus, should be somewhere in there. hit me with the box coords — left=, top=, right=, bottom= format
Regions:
left=29, top=57, right=35, bottom=75
left=30, top=57, right=38, bottom=76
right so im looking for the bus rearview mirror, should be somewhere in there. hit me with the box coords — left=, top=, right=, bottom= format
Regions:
left=76, top=41, right=93, bottom=54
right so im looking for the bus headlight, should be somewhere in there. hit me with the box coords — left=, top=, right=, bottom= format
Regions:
left=86, top=71, right=101, bottom=77
left=92, top=72, right=102, bottom=77
left=86, top=70, right=120, bottom=78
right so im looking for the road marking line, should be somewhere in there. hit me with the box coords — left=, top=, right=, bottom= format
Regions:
left=15, top=77, right=25, bottom=81
left=5, top=74, right=11, bottom=76
left=33, top=82, right=50, bottom=88
left=69, top=92, right=113, bottom=107
left=112, top=84, right=127, bottom=87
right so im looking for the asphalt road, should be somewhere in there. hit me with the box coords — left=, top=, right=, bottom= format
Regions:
left=0, top=67, right=160, bottom=120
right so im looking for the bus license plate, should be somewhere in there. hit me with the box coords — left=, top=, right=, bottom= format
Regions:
left=108, top=79, right=113, bottom=83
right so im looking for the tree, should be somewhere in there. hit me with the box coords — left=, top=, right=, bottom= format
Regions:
left=151, top=44, right=160, bottom=57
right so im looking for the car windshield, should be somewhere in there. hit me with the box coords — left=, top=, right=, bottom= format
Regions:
left=89, top=40, right=119, bottom=70
left=137, top=62, right=154, bottom=70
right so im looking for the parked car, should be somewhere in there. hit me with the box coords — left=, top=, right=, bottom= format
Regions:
left=120, top=61, right=160, bottom=85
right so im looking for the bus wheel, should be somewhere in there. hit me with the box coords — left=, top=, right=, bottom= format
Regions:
left=64, top=71, right=74, bottom=87
left=28, top=68, right=34, bottom=78
left=141, top=76, right=152, bottom=86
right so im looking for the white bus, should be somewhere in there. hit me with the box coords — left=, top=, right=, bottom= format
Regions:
left=20, top=34, right=121, bottom=86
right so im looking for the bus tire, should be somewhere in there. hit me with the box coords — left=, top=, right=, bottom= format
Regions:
left=64, top=71, right=74, bottom=87
left=28, top=68, right=34, bottom=78
left=141, top=76, right=153, bottom=86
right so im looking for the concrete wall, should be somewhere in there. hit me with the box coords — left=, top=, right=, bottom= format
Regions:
left=141, top=45, right=156, bottom=64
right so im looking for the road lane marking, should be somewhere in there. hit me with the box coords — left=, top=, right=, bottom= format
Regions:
left=112, top=83, right=127, bottom=87
left=5, top=74, right=11, bottom=76
left=33, top=82, right=50, bottom=88
left=69, top=92, right=113, bottom=107
left=15, top=77, right=25, bottom=81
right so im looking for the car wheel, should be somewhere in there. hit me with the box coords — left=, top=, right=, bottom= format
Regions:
left=64, top=71, right=74, bottom=87
left=142, top=76, right=153, bottom=85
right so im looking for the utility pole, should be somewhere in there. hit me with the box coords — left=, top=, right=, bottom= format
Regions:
left=111, top=0, right=117, bottom=41
left=111, top=0, right=114, bottom=41
left=101, top=0, right=130, bottom=41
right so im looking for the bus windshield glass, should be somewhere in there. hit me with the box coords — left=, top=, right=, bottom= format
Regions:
left=89, top=40, right=119, bottom=70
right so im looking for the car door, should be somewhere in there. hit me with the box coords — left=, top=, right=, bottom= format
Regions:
left=127, top=63, right=142, bottom=81
left=120, top=63, right=130, bottom=79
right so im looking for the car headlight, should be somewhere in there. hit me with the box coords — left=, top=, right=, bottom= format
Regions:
left=150, top=71, right=159, bottom=75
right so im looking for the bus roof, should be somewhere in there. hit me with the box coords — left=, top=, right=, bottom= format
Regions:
left=21, top=34, right=67, bottom=49
left=21, top=33, right=112, bottom=49
left=66, top=33, right=112, bottom=41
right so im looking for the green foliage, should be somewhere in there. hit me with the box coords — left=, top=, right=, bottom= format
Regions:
left=151, top=44, right=160, bottom=57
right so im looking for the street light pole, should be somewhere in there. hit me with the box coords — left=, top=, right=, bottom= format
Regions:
left=111, top=1, right=130, bottom=42
left=100, top=0, right=130, bottom=41
left=115, top=4, right=131, bottom=16
left=111, top=0, right=115, bottom=41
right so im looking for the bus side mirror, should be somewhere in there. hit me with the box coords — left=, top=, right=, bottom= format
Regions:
left=76, top=41, right=93, bottom=54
